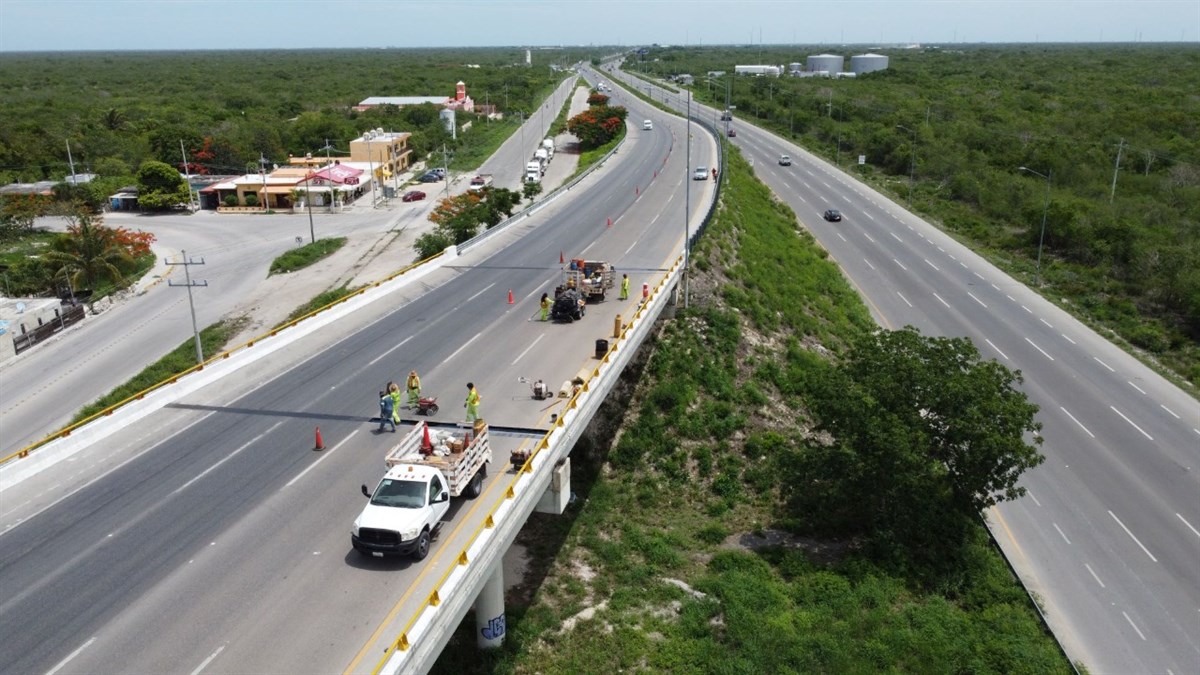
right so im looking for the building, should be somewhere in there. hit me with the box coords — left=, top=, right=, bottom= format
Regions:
left=805, top=54, right=845, bottom=76
left=350, top=129, right=412, bottom=187
left=850, top=53, right=890, bottom=74
left=1, top=295, right=85, bottom=360
left=734, top=64, right=782, bottom=77
left=354, top=81, right=475, bottom=113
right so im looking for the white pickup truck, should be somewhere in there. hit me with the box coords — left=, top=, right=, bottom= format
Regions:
left=468, top=174, right=494, bottom=192
left=352, top=420, right=491, bottom=560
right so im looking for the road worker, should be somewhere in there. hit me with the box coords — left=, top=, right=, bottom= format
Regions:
left=387, top=382, right=403, bottom=425
left=619, top=273, right=630, bottom=300
left=540, top=293, right=551, bottom=321
left=406, top=370, right=421, bottom=408
left=465, top=382, right=481, bottom=423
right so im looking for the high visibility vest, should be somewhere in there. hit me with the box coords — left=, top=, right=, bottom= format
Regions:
left=466, top=388, right=480, bottom=406
left=407, top=375, right=420, bottom=390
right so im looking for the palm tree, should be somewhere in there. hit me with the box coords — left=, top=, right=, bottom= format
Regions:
left=43, top=212, right=131, bottom=306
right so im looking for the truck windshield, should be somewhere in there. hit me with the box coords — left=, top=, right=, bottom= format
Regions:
left=370, top=479, right=426, bottom=508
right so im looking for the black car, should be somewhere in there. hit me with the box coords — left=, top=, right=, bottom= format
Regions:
left=823, top=209, right=842, bottom=222
left=418, top=172, right=440, bottom=183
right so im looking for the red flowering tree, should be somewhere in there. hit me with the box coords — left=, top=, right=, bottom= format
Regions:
left=567, top=101, right=628, bottom=151
left=586, top=92, right=610, bottom=106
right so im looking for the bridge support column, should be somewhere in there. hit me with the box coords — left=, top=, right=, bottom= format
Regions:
left=475, top=562, right=506, bottom=649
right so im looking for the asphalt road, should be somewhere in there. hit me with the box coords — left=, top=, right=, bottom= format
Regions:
left=604, top=63, right=1200, bottom=674
left=0, top=69, right=719, bottom=674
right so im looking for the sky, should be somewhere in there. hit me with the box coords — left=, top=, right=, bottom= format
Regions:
left=0, top=0, right=1197, bottom=52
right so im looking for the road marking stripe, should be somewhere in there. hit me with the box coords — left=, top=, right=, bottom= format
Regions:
left=991, top=283, right=1001, bottom=291
left=1028, top=490, right=1041, bottom=507
left=368, top=336, right=413, bottom=366
left=890, top=232, right=903, bottom=243
left=896, top=292, right=913, bottom=307
left=1085, top=563, right=1105, bottom=588
left=932, top=292, right=950, bottom=308
left=1109, top=510, right=1158, bottom=562
left=1110, top=406, right=1153, bottom=440
left=1060, top=333, right=1076, bottom=344
left=937, top=246, right=945, bottom=253
left=973, top=272, right=984, bottom=280
left=835, top=232, right=847, bottom=242
left=1039, top=318, right=1053, bottom=328
left=892, top=258, right=908, bottom=271
left=967, top=292, right=987, bottom=308
left=1059, top=407, right=1095, bottom=438
left=863, top=232, right=876, bottom=243
left=1127, top=381, right=1147, bottom=395
left=1094, top=356, right=1115, bottom=372
left=923, top=258, right=940, bottom=271
left=1006, top=294, right=1016, bottom=302
left=464, top=282, right=496, bottom=304
left=190, top=644, right=227, bottom=675
left=174, top=421, right=283, bottom=495
left=1122, top=611, right=1147, bottom=641
left=1024, top=338, right=1054, bottom=361
left=864, top=212, right=876, bottom=221
left=286, top=429, right=358, bottom=488
left=1052, top=523, right=1071, bottom=544
left=959, top=261, right=968, bottom=268
left=444, top=330, right=483, bottom=363
left=863, top=258, right=876, bottom=271
left=511, top=333, right=545, bottom=366
left=46, top=637, right=96, bottom=675
left=1159, top=404, right=1180, bottom=419
left=1178, top=513, right=1200, bottom=538
left=984, top=339, right=1009, bottom=360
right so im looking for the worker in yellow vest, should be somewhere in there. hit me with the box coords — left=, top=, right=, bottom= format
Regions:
left=540, top=293, right=552, bottom=321
left=619, top=273, right=630, bottom=300
left=465, top=382, right=481, bottom=422
left=406, top=370, right=421, bottom=408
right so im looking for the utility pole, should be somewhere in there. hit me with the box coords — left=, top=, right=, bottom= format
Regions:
left=684, top=89, right=691, bottom=310
left=442, top=144, right=451, bottom=196
left=166, top=250, right=208, bottom=365
left=65, top=140, right=77, bottom=181
left=180, top=140, right=196, bottom=211
left=1110, top=138, right=1124, bottom=203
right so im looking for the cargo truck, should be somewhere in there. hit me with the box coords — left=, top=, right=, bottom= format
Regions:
left=352, top=420, right=491, bottom=560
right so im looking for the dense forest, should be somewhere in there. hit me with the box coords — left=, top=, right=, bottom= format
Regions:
left=628, top=44, right=1200, bottom=384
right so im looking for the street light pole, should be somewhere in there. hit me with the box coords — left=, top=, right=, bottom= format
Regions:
left=258, top=153, right=270, bottom=213
left=303, top=170, right=316, bottom=244
left=1019, top=166, right=1052, bottom=286
left=896, top=125, right=916, bottom=205
left=683, top=88, right=691, bottom=309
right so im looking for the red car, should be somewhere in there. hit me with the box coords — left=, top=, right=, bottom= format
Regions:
left=727, top=128, right=737, bottom=137
left=401, top=190, right=426, bottom=202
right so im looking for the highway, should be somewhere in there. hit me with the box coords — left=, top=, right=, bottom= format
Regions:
left=605, top=63, right=1200, bottom=674
left=0, top=69, right=718, bottom=674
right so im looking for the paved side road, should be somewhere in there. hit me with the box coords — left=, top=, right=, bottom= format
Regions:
left=0, top=80, right=589, bottom=458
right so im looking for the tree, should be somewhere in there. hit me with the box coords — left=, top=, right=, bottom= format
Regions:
left=785, top=327, right=1043, bottom=577
left=135, top=160, right=191, bottom=211
left=0, top=194, right=48, bottom=239
left=522, top=180, right=543, bottom=201
left=42, top=211, right=133, bottom=301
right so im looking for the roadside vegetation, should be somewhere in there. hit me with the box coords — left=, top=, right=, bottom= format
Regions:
left=71, top=317, right=248, bottom=424
left=625, top=44, right=1200, bottom=386
left=268, top=237, right=347, bottom=275
left=432, top=147, right=1069, bottom=674
left=278, top=284, right=366, bottom=327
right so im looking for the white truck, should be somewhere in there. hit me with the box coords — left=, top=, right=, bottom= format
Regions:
left=468, top=174, right=494, bottom=192
left=525, top=161, right=543, bottom=182
left=533, top=147, right=549, bottom=166
left=541, top=138, right=555, bottom=159
left=562, top=258, right=615, bottom=302
left=352, top=420, right=491, bottom=560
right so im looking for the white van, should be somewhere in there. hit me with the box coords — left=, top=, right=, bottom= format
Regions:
left=643, top=120, right=653, bottom=130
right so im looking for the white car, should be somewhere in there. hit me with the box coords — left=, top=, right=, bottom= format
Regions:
left=643, top=120, right=653, bottom=130
left=778, top=155, right=792, bottom=166
left=693, top=166, right=708, bottom=181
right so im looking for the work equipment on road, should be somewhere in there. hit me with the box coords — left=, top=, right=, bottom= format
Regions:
left=415, top=397, right=439, bottom=416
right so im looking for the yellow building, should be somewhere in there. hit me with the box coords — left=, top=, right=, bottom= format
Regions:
left=350, top=129, right=412, bottom=187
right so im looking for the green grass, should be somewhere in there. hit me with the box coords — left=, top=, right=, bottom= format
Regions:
left=624, top=69, right=679, bottom=93
left=0, top=229, right=57, bottom=266
left=445, top=77, right=577, bottom=172
left=71, top=317, right=248, bottom=424
left=277, top=283, right=364, bottom=327
left=431, top=145, right=1069, bottom=675
left=268, top=237, right=346, bottom=275
left=568, top=125, right=628, bottom=183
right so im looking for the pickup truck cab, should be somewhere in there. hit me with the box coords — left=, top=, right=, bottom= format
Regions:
left=354, top=464, right=449, bottom=560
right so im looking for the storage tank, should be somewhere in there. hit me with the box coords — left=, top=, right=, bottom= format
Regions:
left=788, top=62, right=802, bottom=73
left=850, top=53, right=889, bottom=74
left=806, top=53, right=844, bottom=74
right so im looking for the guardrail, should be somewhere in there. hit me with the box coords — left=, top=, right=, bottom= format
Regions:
left=373, top=252, right=687, bottom=675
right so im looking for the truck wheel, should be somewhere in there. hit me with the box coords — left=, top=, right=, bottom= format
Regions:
left=466, top=472, right=484, bottom=499
left=412, top=529, right=432, bottom=561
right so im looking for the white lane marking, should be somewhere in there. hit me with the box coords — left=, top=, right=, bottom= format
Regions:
left=1127, top=381, right=1147, bottom=395
left=937, top=246, right=945, bottom=253
left=932, top=292, right=951, bottom=308
left=46, top=637, right=97, bottom=675
left=1059, top=407, right=1096, bottom=438
left=967, top=292, right=988, bottom=308
left=897, top=292, right=913, bottom=308
left=1084, top=563, right=1106, bottom=588
left=797, top=195, right=807, bottom=203
left=984, top=339, right=1009, bottom=360
left=948, top=253, right=957, bottom=261
left=864, top=258, right=876, bottom=271
left=890, top=232, right=903, bottom=243
left=906, top=224, right=914, bottom=231
left=1122, top=611, right=1147, bottom=641
left=1028, top=490, right=1042, bottom=507
left=190, top=644, right=227, bottom=675
left=1006, top=294, right=1016, bottom=302
left=923, top=258, right=940, bottom=271
left=991, top=283, right=1001, bottom=291
left=1039, top=318, right=1053, bottom=328
left=1110, top=406, right=1153, bottom=440
left=511, top=333, right=545, bottom=366
left=624, top=240, right=639, bottom=255
left=1053, top=523, right=1071, bottom=544
left=864, top=212, right=876, bottom=221
left=444, top=330, right=483, bottom=363
left=959, top=261, right=968, bottom=269
left=285, top=429, right=358, bottom=487
left=174, top=421, right=284, bottom=495
left=1109, top=510, right=1158, bottom=562
left=1178, top=513, right=1200, bottom=538
left=835, top=232, right=847, bottom=242
left=1060, top=333, right=1077, bottom=345
left=1159, top=404, right=1180, bottom=419
left=1024, top=338, right=1054, bottom=361
left=1094, top=356, right=1115, bottom=372
left=892, top=258, right=908, bottom=271
left=973, top=272, right=984, bottom=280
left=368, top=335, right=413, bottom=366
left=863, top=232, right=876, bottom=243
left=650, top=213, right=660, bottom=225
left=464, top=282, right=497, bottom=304
left=1021, top=305, right=1033, bottom=314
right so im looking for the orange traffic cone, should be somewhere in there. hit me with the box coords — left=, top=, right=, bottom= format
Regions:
left=421, top=423, right=433, bottom=455
left=507, top=289, right=514, bottom=304
left=314, top=426, right=325, bottom=450
left=559, top=250, right=564, bottom=264
left=606, top=217, right=611, bottom=228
